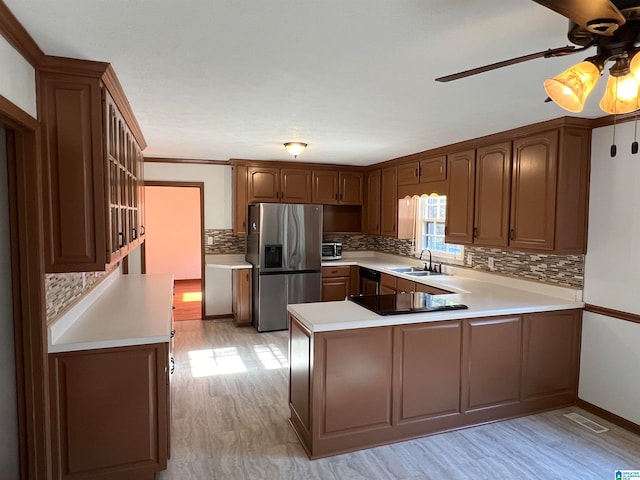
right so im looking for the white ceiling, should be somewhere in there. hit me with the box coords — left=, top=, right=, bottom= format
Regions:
left=6, top=1, right=606, bottom=165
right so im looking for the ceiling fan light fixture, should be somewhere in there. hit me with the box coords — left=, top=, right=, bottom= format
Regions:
left=543, top=60, right=601, bottom=113
left=630, top=51, right=640, bottom=81
left=284, top=142, right=307, bottom=158
left=599, top=71, right=640, bottom=114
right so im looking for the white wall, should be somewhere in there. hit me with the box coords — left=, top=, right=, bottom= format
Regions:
left=0, top=35, right=36, bottom=118
left=0, top=129, right=19, bottom=479
left=144, top=163, right=232, bottom=229
left=579, top=123, right=640, bottom=424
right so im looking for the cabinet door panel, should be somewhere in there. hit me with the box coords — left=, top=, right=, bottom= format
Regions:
left=318, top=328, right=393, bottom=435
left=49, top=344, right=168, bottom=478
left=522, top=310, right=580, bottom=400
left=445, top=150, right=475, bottom=245
left=380, top=273, right=397, bottom=294
left=396, top=322, right=461, bottom=422
left=281, top=168, right=312, bottom=203
left=365, top=169, right=381, bottom=235
left=248, top=167, right=280, bottom=202
left=232, top=165, right=248, bottom=234
left=465, top=317, right=521, bottom=411
left=420, top=155, right=447, bottom=183
left=396, top=278, right=415, bottom=293
left=380, top=167, right=398, bottom=237
left=339, top=171, right=364, bottom=205
left=41, top=73, right=106, bottom=270
left=510, top=131, right=558, bottom=251
left=398, top=162, right=420, bottom=186
left=312, top=170, right=339, bottom=204
left=474, top=142, right=511, bottom=247
left=232, top=268, right=252, bottom=325
left=321, top=277, right=351, bottom=301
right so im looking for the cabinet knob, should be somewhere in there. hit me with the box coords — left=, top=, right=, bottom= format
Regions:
left=509, top=229, right=515, bottom=240
left=415, top=168, right=418, bottom=177
left=473, top=227, right=478, bottom=238
left=335, top=193, right=338, bottom=200
left=170, top=329, right=176, bottom=338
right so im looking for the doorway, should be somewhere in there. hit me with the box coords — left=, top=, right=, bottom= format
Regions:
left=144, top=181, right=205, bottom=320
left=0, top=128, right=18, bottom=479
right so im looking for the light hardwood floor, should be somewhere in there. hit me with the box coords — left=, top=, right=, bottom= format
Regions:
left=158, top=319, right=640, bottom=480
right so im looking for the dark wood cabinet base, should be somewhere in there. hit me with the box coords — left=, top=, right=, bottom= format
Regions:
left=289, top=309, right=582, bottom=459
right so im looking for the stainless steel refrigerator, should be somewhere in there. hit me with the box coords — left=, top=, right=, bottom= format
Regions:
left=246, top=203, right=322, bottom=332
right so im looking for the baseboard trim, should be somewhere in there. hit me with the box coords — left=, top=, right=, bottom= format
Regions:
left=576, top=398, right=640, bottom=436
left=204, top=314, right=233, bottom=320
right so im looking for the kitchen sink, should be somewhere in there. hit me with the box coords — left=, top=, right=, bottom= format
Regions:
left=386, top=266, right=445, bottom=276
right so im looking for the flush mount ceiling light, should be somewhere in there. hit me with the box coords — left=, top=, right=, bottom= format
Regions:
left=284, top=142, right=307, bottom=158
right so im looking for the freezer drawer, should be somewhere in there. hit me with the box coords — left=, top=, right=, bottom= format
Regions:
left=255, top=272, right=321, bottom=332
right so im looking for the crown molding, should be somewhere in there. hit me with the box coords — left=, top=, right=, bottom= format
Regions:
left=144, top=157, right=230, bottom=165
left=0, top=0, right=44, bottom=66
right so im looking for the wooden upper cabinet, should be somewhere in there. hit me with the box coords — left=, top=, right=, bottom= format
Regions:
left=420, top=155, right=446, bottom=183
left=474, top=142, right=512, bottom=247
left=312, top=170, right=363, bottom=205
left=247, top=166, right=280, bottom=203
left=365, top=169, right=381, bottom=235
left=398, top=156, right=446, bottom=186
left=39, top=66, right=145, bottom=273
left=312, top=170, right=339, bottom=204
left=339, top=171, right=364, bottom=205
left=510, top=130, right=558, bottom=251
left=398, top=162, right=420, bottom=186
left=380, top=166, right=398, bottom=237
left=281, top=168, right=312, bottom=203
left=445, top=149, right=475, bottom=245
left=232, top=164, right=248, bottom=234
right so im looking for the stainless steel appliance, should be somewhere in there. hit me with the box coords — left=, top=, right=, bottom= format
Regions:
left=321, top=242, right=343, bottom=260
left=246, top=203, right=322, bottom=332
left=349, top=292, right=468, bottom=315
left=359, top=267, right=380, bottom=295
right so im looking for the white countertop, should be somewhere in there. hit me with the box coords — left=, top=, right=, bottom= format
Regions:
left=206, top=254, right=252, bottom=269
left=48, top=271, right=174, bottom=353
left=289, top=251, right=584, bottom=332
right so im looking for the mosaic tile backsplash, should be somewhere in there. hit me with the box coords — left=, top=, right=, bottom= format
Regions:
left=45, top=266, right=116, bottom=322
left=323, top=234, right=584, bottom=289
left=204, top=229, right=246, bottom=254
left=46, top=231, right=583, bottom=323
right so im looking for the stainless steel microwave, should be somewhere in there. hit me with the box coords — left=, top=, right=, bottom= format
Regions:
left=321, top=242, right=343, bottom=260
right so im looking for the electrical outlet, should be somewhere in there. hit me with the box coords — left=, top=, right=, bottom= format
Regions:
left=466, top=253, right=473, bottom=266
left=207, top=236, right=214, bottom=245
left=488, top=257, right=495, bottom=271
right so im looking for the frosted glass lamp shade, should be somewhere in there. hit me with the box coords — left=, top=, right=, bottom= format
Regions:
left=543, top=61, right=601, bottom=113
left=599, top=73, right=640, bottom=114
left=284, top=142, right=307, bottom=158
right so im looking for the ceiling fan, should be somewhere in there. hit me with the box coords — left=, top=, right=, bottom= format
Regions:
left=436, top=0, right=640, bottom=115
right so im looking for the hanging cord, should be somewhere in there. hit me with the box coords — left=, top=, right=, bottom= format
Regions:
left=611, top=76, right=618, bottom=157
left=633, top=115, right=638, bottom=154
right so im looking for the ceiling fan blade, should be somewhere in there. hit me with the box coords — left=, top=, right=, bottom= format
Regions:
left=532, top=0, right=625, bottom=35
left=435, top=46, right=580, bottom=83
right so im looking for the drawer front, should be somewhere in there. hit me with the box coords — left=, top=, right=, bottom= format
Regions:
left=322, top=265, right=351, bottom=278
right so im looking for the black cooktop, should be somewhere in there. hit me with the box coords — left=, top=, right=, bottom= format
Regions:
left=348, top=292, right=468, bottom=316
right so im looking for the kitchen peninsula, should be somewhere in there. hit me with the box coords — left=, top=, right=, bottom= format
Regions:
left=287, top=254, right=583, bottom=459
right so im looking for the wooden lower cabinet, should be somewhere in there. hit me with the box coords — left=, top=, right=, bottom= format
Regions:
left=232, top=268, right=252, bottom=326
left=289, top=309, right=581, bottom=459
left=380, top=272, right=397, bottom=294
left=321, top=266, right=358, bottom=301
left=49, top=343, right=170, bottom=480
